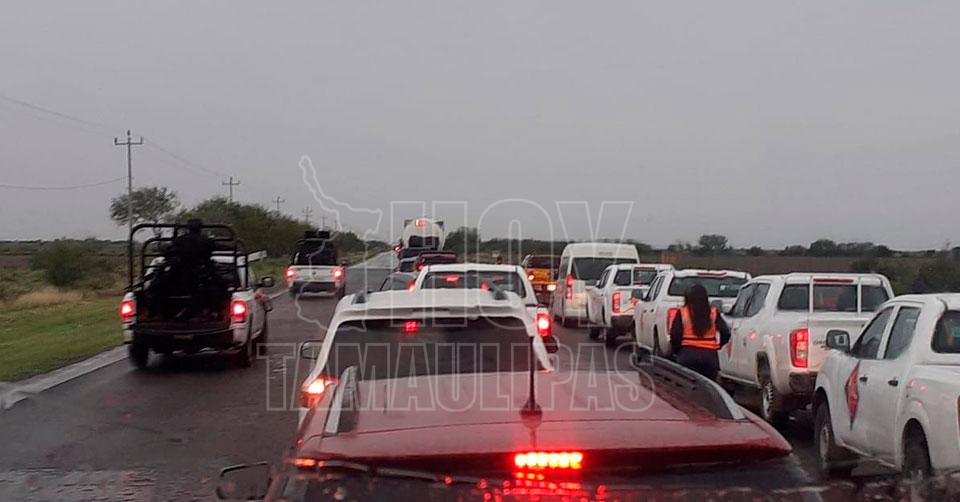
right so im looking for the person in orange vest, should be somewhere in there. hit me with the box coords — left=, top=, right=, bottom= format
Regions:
left=669, top=284, right=731, bottom=380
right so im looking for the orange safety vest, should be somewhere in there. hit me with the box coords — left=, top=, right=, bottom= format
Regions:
left=680, top=306, right=720, bottom=350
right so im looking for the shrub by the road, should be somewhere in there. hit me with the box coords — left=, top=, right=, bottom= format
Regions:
left=30, top=240, right=115, bottom=288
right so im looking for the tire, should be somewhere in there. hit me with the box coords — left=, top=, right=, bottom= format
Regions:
left=128, top=344, right=149, bottom=370
left=903, top=425, right=933, bottom=483
left=759, top=365, right=789, bottom=425
left=335, top=286, right=345, bottom=300
left=236, top=335, right=255, bottom=368
left=604, top=324, right=619, bottom=348
left=652, top=329, right=662, bottom=357
left=588, top=326, right=601, bottom=340
left=258, top=314, right=269, bottom=352
left=815, top=402, right=856, bottom=478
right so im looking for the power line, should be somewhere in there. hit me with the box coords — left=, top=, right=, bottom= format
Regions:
left=115, top=130, right=144, bottom=250
left=0, top=92, right=119, bottom=133
left=143, top=139, right=226, bottom=177
left=0, top=177, right=125, bottom=191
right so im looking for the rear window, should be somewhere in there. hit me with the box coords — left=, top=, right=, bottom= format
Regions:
left=321, top=317, right=533, bottom=380
left=420, top=271, right=527, bottom=298
left=292, top=242, right=337, bottom=266
left=572, top=257, right=637, bottom=281
left=526, top=256, right=560, bottom=269
left=933, top=311, right=960, bottom=354
left=777, top=284, right=890, bottom=312
left=613, top=269, right=654, bottom=286
left=667, top=276, right=746, bottom=298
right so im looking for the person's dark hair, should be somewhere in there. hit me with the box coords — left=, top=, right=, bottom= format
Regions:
left=684, top=284, right=712, bottom=335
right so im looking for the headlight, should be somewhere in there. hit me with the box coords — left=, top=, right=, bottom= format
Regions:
left=546, top=284, right=556, bottom=292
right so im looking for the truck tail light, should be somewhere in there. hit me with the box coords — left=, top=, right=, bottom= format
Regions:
left=667, top=307, right=679, bottom=328
left=536, top=311, right=552, bottom=337
left=790, top=328, right=809, bottom=368
left=513, top=451, right=584, bottom=470
left=285, top=267, right=296, bottom=282
left=301, top=376, right=336, bottom=407
left=120, top=299, right=135, bottom=320
left=528, top=273, right=535, bottom=281
left=565, top=274, right=574, bottom=300
left=231, top=300, right=248, bottom=323
left=612, top=291, right=622, bottom=314
left=403, top=320, right=419, bottom=333
left=332, top=267, right=344, bottom=280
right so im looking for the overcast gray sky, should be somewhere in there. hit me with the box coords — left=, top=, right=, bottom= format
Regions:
left=1, top=1, right=958, bottom=249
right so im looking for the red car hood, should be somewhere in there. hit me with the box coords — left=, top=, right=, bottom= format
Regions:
left=298, top=371, right=790, bottom=468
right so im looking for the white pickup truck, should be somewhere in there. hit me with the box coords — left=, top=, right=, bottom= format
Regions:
left=814, top=294, right=960, bottom=480
left=585, top=264, right=671, bottom=346
left=286, top=235, right=345, bottom=299
left=634, top=269, right=750, bottom=357
left=719, top=273, right=893, bottom=424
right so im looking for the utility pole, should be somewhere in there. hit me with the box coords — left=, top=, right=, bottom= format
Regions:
left=302, top=207, right=313, bottom=225
left=114, top=130, right=143, bottom=282
left=222, top=176, right=240, bottom=202
left=272, top=196, right=285, bottom=214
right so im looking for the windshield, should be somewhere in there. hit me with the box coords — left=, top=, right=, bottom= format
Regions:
left=420, top=271, right=526, bottom=297
left=292, top=243, right=337, bottom=266
left=319, top=318, right=533, bottom=380
left=667, top=276, right=747, bottom=298
left=572, top=257, right=636, bottom=281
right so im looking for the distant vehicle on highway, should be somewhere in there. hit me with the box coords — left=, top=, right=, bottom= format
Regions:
left=585, top=263, right=665, bottom=345
left=377, top=271, right=417, bottom=291
left=398, top=217, right=446, bottom=251
left=120, top=221, right=273, bottom=369
left=520, top=253, right=560, bottom=304
left=634, top=269, right=750, bottom=358
left=815, top=294, right=960, bottom=479
left=720, top=273, right=893, bottom=424
left=413, top=263, right=556, bottom=351
left=286, top=231, right=346, bottom=299
left=413, top=250, right=457, bottom=271
left=551, top=242, right=641, bottom=327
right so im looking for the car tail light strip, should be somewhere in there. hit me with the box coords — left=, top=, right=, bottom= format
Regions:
left=231, top=300, right=248, bottom=323
left=565, top=274, right=574, bottom=301
left=513, top=451, right=584, bottom=470
left=790, top=328, right=809, bottom=368
left=536, top=311, right=551, bottom=337
left=612, top=291, right=621, bottom=314
left=120, top=299, right=135, bottom=320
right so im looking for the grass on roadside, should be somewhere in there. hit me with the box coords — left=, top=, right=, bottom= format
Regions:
left=0, top=298, right=121, bottom=381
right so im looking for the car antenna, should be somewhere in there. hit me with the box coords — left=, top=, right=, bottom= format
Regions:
left=520, top=336, right=542, bottom=419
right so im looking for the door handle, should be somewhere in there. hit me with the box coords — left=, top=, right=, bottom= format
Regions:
left=859, top=376, right=868, bottom=383
left=888, top=379, right=899, bottom=387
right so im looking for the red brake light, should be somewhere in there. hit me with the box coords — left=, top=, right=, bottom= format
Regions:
left=120, top=299, right=135, bottom=320
left=231, top=300, right=248, bottom=323
left=612, top=291, right=622, bottom=314
left=536, top=311, right=551, bottom=337
left=285, top=267, right=296, bottom=281
left=790, top=328, right=809, bottom=368
left=444, top=275, right=460, bottom=283
left=293, top=458, right=318, bottom=469
left=403, top=320, right=419, bottom=333
left=513, top=451, right=584, bottom=470
left=332, top=267, right=344, bottom=280
left=301, top=376, right=336, bottom=407
left=565, top=274, right=574, bottom=300
left=417, top=264, right=424, bottom=271
left=528, top=273, right=535, bottom=281
left=416, top=218, right=425, bottom=227
left=667, top=307, right=679, bottom=328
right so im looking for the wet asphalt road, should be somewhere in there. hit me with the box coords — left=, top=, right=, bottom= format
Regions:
left=0, top=255, right=820, bottom=500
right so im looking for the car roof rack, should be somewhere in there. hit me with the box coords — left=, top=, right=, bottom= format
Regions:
left=635, top=355, right=744, bottom=420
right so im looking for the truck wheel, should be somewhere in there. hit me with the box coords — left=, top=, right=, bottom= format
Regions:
left=128, top=344, right=149, bottom=369
left=903, top=425, right=933, bottom=482
left=258, top=315, right=269, bottom=347
left=335, top=286, right=345, bottom=300
left=759, top=366, right=788, bottom=425
left=652, top=329, right=662, bottom=357
left=815, top=402, right=855, bottom=478
left=236, top=337, right=255, bottom=368
left=604, top=328, right=619, bottom=348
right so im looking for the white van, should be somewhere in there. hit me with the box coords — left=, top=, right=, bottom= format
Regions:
left=550, top=242, right=640, bottom=327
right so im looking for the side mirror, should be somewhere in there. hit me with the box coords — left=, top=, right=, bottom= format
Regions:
left=299, top=340, right=323, bottom=360
left=216, top=462, right=270, bottom=500
left=258, top=276, right=275, bottom=289
left=826, top=330, right=851, bottom=353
